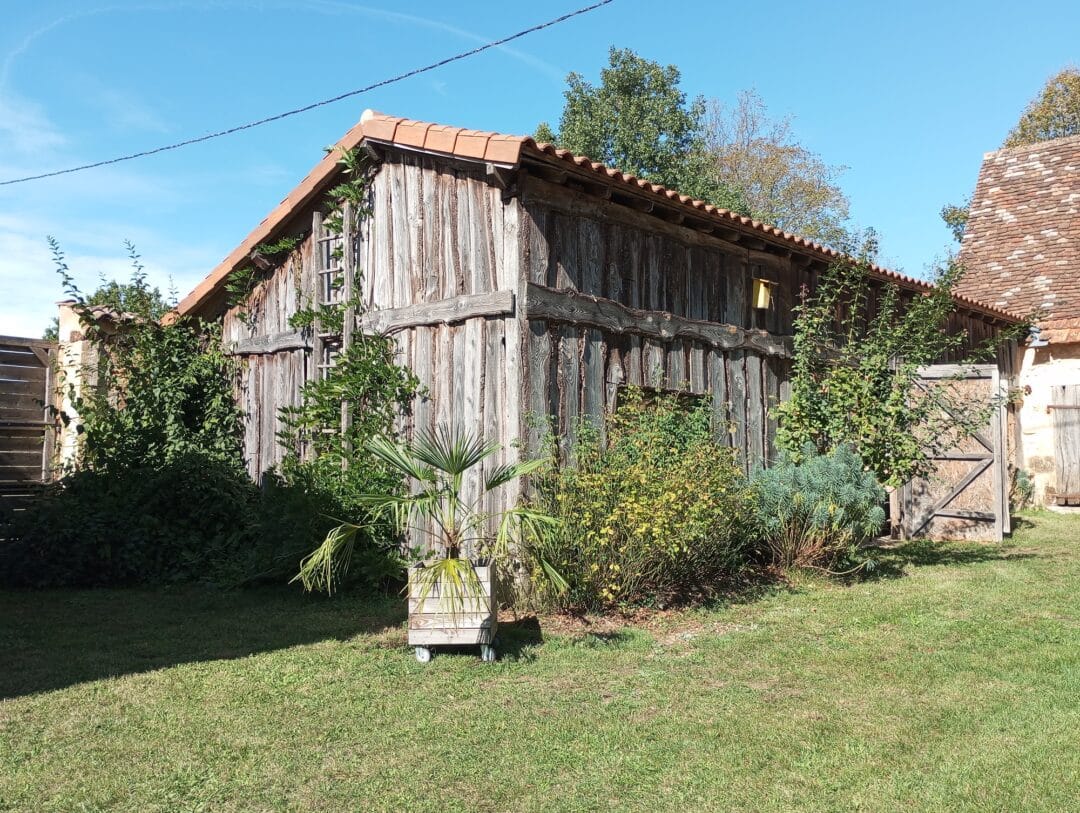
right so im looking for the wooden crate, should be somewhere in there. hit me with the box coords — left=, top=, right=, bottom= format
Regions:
left=407, top=563, right=497, bottom=647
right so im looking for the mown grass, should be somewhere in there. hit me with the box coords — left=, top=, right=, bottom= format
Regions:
left=1, top=512, right=1078, bottom=812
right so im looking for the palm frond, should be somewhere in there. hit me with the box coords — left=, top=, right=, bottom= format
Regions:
left=291, top=522, right=363, bottom=595
left=484, top=456, right=548, bottom=493
left=412, top=426, right=499, bottom=478
left=367, top=434, right=437, bottom=484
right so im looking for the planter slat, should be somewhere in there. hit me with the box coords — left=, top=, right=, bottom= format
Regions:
left=407, top=563, right=498, bottom=649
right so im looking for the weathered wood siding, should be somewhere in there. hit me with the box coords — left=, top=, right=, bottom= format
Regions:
left=223, top=248, right=310, bottom=479
left=518, top=179, right=793, bottom=471
left=356, top=152, right=523, bottom=516
left=219, top=145, right=1017, bottom=498
left=223, top=151, right=523, bottom=518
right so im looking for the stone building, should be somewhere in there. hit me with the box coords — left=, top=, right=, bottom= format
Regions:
left=956, top=134, right=1080, bottom=504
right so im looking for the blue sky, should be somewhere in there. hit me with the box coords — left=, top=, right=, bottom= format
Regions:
left=1, top=0, right=1077, bottom=336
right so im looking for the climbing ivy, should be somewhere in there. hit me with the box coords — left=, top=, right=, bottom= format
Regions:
left=269, top=148, right=420, bottom=587
left=774, top=237, right=1029, bottom=488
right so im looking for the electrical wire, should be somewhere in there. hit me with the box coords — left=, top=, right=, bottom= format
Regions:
left=0, top=0, right=614, bottom=187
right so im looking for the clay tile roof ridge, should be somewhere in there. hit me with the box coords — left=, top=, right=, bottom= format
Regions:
left=175, top=110, right=1022, bottom=323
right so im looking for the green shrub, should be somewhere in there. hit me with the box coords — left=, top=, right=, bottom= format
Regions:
left=749, top=444, right=886, bottom=571
left=532, top=388, right=753, bottom=610
left=6, top=237, right=415, bottom=591
left=0, top=456, right=405, bottom=590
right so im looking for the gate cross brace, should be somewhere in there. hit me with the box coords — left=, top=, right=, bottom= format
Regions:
left=909, top=457, right=993, bottom=538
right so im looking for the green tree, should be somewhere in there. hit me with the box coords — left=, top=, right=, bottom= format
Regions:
left=702, top=90, right=850, bottom=246
left=940, top=199, right=970, bottom=244
left=49, top=237, right=239, bottom=474
left=43, top=242, right=173, bottom=340
left=1004, top=66, right=1080, bottom=147
left=538, top=47, right=745, bottom=211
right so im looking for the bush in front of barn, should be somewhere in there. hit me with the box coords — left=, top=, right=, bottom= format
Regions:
left=530, top=387, right=755, bottom=610
left=0, top=454, right=255, bottom=587
left=0, top=244, right=410, bottom=591
left=747, top=443, right=886, bottom=572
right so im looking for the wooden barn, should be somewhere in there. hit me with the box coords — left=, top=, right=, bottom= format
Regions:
left=174, top=110, right=1021, bottom=538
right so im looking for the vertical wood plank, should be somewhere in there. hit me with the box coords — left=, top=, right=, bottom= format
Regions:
left=582, top=328, right=605, bottom=426
left=559, top=326, right=581, bottom=442
left=644, top=339, right=666, bottom=388
left=689, top=340, right=706, bottom=394
left=526, top=319, right=552, bottom=455
left=626, top=335, right=643, bottom=387
left=554, top=213, right=578, bottom=289
left=708, top=349, right=729, bottom=447
left=746, top=351, right=764, bottom=470
left=764, top=355, right=780, bottom=465
left=580, top=218, right=603, bottom=297
left=728, top=350, right=747, bottom=472
left=667, top=339, right=686, bottom=389
left=525, top=205, right=550, bottom=286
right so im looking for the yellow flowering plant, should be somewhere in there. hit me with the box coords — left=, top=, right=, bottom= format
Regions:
left=532, top=387, right=753, bottom=610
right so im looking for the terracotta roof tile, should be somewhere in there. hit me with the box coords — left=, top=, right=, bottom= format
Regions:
left=454, top=129, right=492, bottom=160
left=422, top=124, right=457, bottom=155
left=176, top=110, right=1021, bottom=323
left=394, top=119, right=432, bottom=149
left=956, top=134, right=1080, bottom=322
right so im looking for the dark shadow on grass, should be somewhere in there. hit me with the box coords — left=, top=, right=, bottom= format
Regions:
left=497, top=615, right=544, bottom=662
left=1011, top=516, right=1036, bottom=532
left=857, top=538, right=1039, bottom=582
left=0, top=586, right=405, bottom=699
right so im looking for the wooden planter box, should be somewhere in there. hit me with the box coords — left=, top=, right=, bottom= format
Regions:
left=407, top=562, right=498, bottom=661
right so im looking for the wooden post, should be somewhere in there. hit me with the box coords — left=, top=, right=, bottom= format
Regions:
left=340, top=202, right=355, bottom=467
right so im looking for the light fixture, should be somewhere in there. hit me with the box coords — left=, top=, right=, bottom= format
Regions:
left=752, top=278, right=772, bottom=310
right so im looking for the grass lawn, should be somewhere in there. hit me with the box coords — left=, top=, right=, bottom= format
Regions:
left=1, top=512, right=1078, bottom=812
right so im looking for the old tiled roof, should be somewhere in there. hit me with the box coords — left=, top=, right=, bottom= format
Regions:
left=177, top=111, right=1021, bottom=323
left=956, top=134, right=1080, bottom=322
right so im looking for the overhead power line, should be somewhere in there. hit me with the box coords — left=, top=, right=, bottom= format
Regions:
left=0, top=0, right=613, bottom=187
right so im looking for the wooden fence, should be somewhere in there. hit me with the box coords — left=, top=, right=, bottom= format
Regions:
left=0, top=336, right=56, bottom=512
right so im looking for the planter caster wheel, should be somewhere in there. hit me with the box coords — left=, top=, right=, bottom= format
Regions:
left=480, top=644, right=497, bottom=663
left=415, top=646, right=432, bottom=664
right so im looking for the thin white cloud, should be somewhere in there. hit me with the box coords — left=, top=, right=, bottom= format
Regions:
left=0, top=94, right=67, bottom=155
left=0, top=213, right=221, bottom=337
left=300, top=1, right=567, bottom=82
left=84, top=83, right=172, bottom=135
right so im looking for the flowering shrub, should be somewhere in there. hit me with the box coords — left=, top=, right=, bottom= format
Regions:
left=532, top=388, right=753, bottom=610
left=749, top=443, right=886, bottom=571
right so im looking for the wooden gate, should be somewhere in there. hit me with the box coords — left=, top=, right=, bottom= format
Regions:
left=1049, top=385, right=1080, bottom=506
left=899, top=363, right=1008, bottom=541
left=0, top=336, right=57, bottom=512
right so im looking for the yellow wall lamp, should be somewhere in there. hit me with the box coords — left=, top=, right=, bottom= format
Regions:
left=752, top=278, right=773, bottom=310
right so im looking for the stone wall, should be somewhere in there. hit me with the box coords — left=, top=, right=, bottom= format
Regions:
left=1015, top=341, right=1080, bottom=503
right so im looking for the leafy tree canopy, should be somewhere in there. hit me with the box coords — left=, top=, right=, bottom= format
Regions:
left=43, top=243, right=172, bottom=339
left=703, top=90, right=851, bottom=247
left=940, top=199, right=970, bottom=244
left=537, top=47, right=746, bottom=211
left=1004, top=66, right=1080, bottom=147
left=537, top=50, right=853, bottom=242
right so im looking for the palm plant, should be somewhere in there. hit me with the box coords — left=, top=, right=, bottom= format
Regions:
left=294, top=426, right=566, bottom=611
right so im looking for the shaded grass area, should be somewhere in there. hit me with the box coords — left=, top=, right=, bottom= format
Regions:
left=2, top=512, right=1078, bottom=812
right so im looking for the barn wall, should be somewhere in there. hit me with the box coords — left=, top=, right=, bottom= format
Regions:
left=218, top=146, right=1016, bottom=494
left=223, top=241, right=311, bottom=480
left=358, top=152, right=524, bottom=516
left=517, top=180, right=795, bottom=471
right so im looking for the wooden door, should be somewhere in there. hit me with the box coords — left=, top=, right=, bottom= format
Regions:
left=1050, top=385, right=1080, bottom=506
left=899, top=363, right=1008, bottom=541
